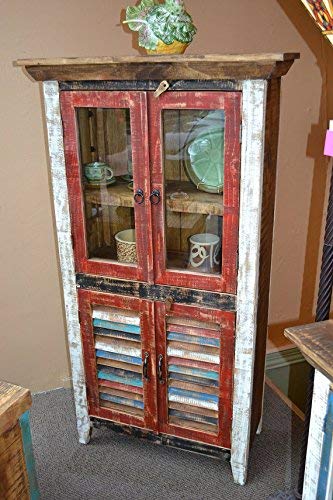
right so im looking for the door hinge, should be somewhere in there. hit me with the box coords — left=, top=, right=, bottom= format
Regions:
left=71, top=233, right=75, bottom=250
left=78, top=311, right=82, bottom=324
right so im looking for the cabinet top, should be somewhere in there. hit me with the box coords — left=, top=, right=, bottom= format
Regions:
left=16, top=53, right=299, bottom=82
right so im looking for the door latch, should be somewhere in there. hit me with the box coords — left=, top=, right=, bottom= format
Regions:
left=154, top=80, right=170, bottom=98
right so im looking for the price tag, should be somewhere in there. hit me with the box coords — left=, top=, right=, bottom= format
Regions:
left=324, top=130, right=333, bottom=157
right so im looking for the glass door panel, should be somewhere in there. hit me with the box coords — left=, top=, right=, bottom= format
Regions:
left=77, top=107, right=135, bottom=263
left=164, top=109, right=224, bottom=276
left=61, top=91, right=152, bottom=282
left=149, top=92, right=241, bottom=293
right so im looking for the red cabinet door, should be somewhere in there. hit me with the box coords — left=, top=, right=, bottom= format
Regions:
left=61, top=91, right=153, bottom=282
left=155, top=301, right=234, bottom=448
left=148, top=91, right=241, bottom=293
left=78, top=290, right=158, bottom=431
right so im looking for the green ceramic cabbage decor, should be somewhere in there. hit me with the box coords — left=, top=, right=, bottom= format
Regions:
left=123, top=0, right=196, bottom=54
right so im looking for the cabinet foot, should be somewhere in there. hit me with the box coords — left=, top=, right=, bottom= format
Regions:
left=230, top=459, right=247, bottom=486
left=256, top=416, right=263, bottom=435
left=77, top=418, right=92, bottom=444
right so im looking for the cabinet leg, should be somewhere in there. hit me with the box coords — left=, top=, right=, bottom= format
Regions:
left=77, top=418, right=92, bottom=444
left=230, top=459, right=248, bottom=486
left=256, top=415, right=263, bottom=435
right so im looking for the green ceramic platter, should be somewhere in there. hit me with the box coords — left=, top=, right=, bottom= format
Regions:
left=184, top=129, right=225, bottom=194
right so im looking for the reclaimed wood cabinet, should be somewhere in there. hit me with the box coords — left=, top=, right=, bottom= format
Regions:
left=17, top=54, right=299, bottom=485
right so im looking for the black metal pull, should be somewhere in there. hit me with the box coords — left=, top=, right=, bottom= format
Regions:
left=150, top=189, right=161, bottom=205
left=134, top=188, right=145, bottom=205
left=143, top=352, right=150, bottom=380
left=158, top=354, right=164, bottom=384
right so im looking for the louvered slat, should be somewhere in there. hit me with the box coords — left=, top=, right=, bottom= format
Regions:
left=93, top=306, right=144, bottom=418
left=166, top=315, right=220, bottom=434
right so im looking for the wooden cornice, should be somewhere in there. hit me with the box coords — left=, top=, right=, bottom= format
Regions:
left=15, top=53, right=300, bottom=82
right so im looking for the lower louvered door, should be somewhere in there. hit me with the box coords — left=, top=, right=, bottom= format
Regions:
left=78, top=290, right=158, bottom=431
left=155, top=302, right=235, bottom=448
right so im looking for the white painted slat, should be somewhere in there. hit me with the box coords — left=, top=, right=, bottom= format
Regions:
left=95, top=340, right=141, bottom=358
left=167, top=347, right=219, bottom=365
left=93, top=306, right=140, bottom=325
left=42, top=81, right=90, bottom=444
left=230, top=79, right=267, bottom=486
left=168, top=394, right=218, bottom=411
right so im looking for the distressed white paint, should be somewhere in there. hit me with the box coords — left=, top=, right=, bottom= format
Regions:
left=42, top=81, right=91, bottom=444
left=167, top=347, right=219, bottom=364
left=231, top=79, right=267, bottom=486
left=325, top=438, right=333, bottom=500
left=93, top=306, right=140, bottom=325
left=303, top=370, right=330, bottom=500
left=168, top=394, right=218, bottom=411
left=95, top=339, right=141, bottom=358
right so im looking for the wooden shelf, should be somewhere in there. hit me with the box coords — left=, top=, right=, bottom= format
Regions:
left=84, top=180, right=223, bottom=216
left=285, top=320, right=333, bottom=381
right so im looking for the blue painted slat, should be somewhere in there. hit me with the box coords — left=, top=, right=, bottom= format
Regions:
left=168, top=364, right=219, bottom=380
left=93, top=318, right=140, bottom=334
left=19, top=411, right=40, bottom=500
left=169, top=372, right=219, bottom=387
left=168, top=387, right=219, bottom=404
left=169, top=408, right=218, bottom=426
left=317, top=389, right=333, bottom=499
left=100, top=392, right=144, bottom=409
left=94, top=326, right=141, bottom=342
left=98, top=368, right=143, bottom=387
left=96, top=349, right=142, bottom=365
left=167, top=331, right=220, bottom=347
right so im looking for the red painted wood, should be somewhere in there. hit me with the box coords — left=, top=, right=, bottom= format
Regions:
left=78, top=289, right=158, bottom=431
left=148, top=91, right=241, bottom=293
left=167, top=357, right=220, bottom=373
left=98, top=380, right=144, bottom=395
left=155, top=301, right=235, bottom=448
left=60, top=91, right=153, bottom=282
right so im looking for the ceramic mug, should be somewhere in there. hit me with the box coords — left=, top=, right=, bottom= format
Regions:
left=84, top=162, right=113, bottom=183
left=188, top=233, right=220, bottom=273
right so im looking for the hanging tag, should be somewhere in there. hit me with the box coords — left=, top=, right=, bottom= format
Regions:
left=154, top=80, right=170, bottom=98
left=324, top=120, right=333, bottom=157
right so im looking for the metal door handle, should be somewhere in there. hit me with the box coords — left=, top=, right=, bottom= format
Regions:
left=143, top=352, right=150, bottom=381
left=150, top=189, right=161, bottom=205
left=158, top=354, right=164, bottom=384
left=134, top=188, right=145, bottom=205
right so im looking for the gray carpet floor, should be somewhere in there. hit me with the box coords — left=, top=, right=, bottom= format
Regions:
left=30, top=386, right=303, bottom=499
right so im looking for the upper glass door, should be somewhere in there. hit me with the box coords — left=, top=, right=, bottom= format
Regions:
left=61, top=91, right=152, bottom=282
left=149, top=91, right=241, bottom=293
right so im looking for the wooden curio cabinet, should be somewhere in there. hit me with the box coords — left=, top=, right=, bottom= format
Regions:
left=17, top=53, right=299, bottom=485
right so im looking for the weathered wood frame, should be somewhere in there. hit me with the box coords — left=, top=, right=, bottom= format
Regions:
left=60, top=90, right=153, bottom=283
left=230, top=80, right=268, bottom=485
left=35, top=59, right=293, bottom=484
left=78, top=289, right=158, bottom=431
left=155, top=302, right=235, bottom=448
left=148, top=90, right=241, bottom=293
left=42, top=81, right=91, bottom=444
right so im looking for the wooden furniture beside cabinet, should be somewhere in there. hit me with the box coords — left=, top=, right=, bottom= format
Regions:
left=0, top=381, right=39, bottom=499
left=285, top=320, right=333, bottom=500
left=16, top=53, right=299, bottom=485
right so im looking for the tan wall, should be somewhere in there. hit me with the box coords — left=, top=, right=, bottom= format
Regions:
left=0, top=0, right=332, bottom=392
